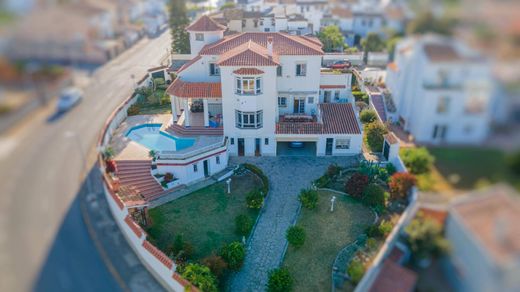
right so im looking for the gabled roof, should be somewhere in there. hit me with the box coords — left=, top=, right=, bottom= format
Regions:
left=423, top=43, right=462, bottom=62
left=368, top=259, right=417, bottom=292
left=233, top=68, right=265, bottom=75
left=186, top=15, right=226, bottom=32
left=217, top=40, right=280, bottom=66
left=167, top=78, right=222, bottom=98
left=176, top=55, right=201, bottom=74
left=200, top=32, right=323, bottom=56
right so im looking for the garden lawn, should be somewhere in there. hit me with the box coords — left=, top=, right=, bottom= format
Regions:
left=283, top=190, right=375, bottom=292
left=146, top=172, right=262, bottom=260
left=428, top=147, right=519, bottom=191
left=133, top=89, right=172, bottom=115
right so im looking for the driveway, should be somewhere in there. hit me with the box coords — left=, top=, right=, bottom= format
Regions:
left=228, top=155, right=359, bottom=291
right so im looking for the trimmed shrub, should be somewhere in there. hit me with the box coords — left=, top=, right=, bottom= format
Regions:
left=286, top=226, right=306, bottom=248
left=352, top=91, right=369, bottom=103
left=388, top=172, right=417, bottom=200
left=405, top=212, right=450, bottom=262
left=298, top=189, right=318, bottom=210
left=103, top=147, right=114, bottom=160
left=127, top=104, right=140, bottom=116
left=364, top=122, right=388, bottom=152
left=169, top=235, right=194, bottom=263
left=347, top=258, right=365, bottom=284
left=267, top=268, right=293, bottom=292
left=235, top=214, right=253, bottom=236
left=178, top=263, right=218, bottom=292
left=326, top=164, right=341, bottom=177
left=105, top=159, right=116, bottom=173
left=385, top=163, right=397, bottom=175
left=201, top=254, right=228, bottom=278
left=361, top=184, right=386, bottom=208
left=220, top=242, right=245, bottom=270
left=360, top=109, right=378, bottom=124
left=244, top=163, right=269, bottom=195
left=366, top=237, right=378, bottom=250
left=400, top=147, right=435, bottom=175
left=246, top=189, right=264, bottom=209
left=378, top=220, right=393, bottom=236
left=345, top=173, right=369, bottom=198
left=314, top=174, right=331, bottom=188
left=163, top=172, right=174, bottom=183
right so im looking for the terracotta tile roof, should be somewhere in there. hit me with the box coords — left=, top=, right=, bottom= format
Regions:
left=276, top=103, right=361, bottom=135
left=331, top=7, right=353, bottom=18
left=451, top=185, right=520, bottom=264
left=124, top=215, right=143, bottom=238
left=418, top=206, right=447, bottom=225
left=320, top=85, right=346, bottom=89
left=233, top=68, right=265, bottom=75
left=320, top=103, right=361, bottom=134
left=167, top=78, right=222, bottom=98
left=368, top=259, right=417, bottom=292
left=186, top=15, right=226, bottom=32
left=423, top=43, right=462, bottom=62
left=200, top=32, right=323, bottom=56
left=217, top=40, right=280, bottom=66
left=385, top=6, right=406, bottom=20
left=142, top=240, right=173, bottom=269
left=176, top=55, right=201, bottom=74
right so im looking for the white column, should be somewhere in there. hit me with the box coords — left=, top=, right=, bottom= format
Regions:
left=171, top=95, right=178, bottom=122
left=203, top=99, right=209, bottom=127
left=184, top=99, right=190, bottom=127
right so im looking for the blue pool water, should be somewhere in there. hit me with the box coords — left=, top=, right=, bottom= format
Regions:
left=126, top=124, right=195, bottom=152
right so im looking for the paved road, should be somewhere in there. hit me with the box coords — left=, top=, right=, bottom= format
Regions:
left=0, top=32, right=171, bottom=292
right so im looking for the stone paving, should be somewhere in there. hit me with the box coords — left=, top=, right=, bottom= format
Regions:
left=228, top=155, right=360, bottom=292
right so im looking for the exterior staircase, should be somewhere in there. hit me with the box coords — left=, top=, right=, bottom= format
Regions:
left=165, top=123, right=223, bottom=137
left=370, top=94, right=387, bottom=122
left=115, top=160, right=168, bottom=202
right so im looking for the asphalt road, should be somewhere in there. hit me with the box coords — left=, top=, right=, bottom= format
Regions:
left=0, top=31, right=171, bottom=292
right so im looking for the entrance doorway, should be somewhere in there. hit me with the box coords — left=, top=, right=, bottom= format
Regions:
left=432, top=125, right=448, bottom=142
left=238, top=138, right=245, bottom=156
left=325, top=138, right=333, bottom=155
left=324, top=91, right=332, bottom=103
left=255, top=138, right=261, bottom=156
left=203, top=160, right=209, bottom=177
left=293, top=97, right=305, bottom=113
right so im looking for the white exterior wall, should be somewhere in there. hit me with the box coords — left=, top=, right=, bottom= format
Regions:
left=157, top=150, right=228, bottom=184
left=317, top=134, right=362, bottom=156
left=189, top=30, right=224, bottom=57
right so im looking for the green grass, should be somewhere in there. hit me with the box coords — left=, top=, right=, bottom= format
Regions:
left=283, top=190, right=375, bottom=292
left=146, top=172, right=262, bottom=260
left=134, top=89, right=172, bottom=115
left=428, top=147, right=519, bottom=191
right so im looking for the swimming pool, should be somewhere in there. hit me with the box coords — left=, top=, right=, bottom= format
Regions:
left=126, top=124, right=195, bottom=152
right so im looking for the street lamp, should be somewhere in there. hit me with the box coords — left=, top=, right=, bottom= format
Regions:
left=330, top=195, right=336, bottom=212
left=226, top=178, right=232, bottom=194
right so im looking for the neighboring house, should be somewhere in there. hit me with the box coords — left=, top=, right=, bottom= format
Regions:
left=166, top=15, right=361, bottom=157
left=445, top=185, right=520, bottom=292
left=385, top=35, right=494, bottom=144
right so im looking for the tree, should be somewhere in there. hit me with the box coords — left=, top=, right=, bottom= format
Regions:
left=361, top=33, right=385, bottom=64
left=364, top=122, right=388, bottom=152
left=286, top=226, right=306, bottom=248
left=388, top=172, right=417, bottom=200
left=298, top=189, right=318, bottom=210
left=404, top=212, right=450, bottom=262
left=317, top=25, right=345, bottom=52
left=179, top=263, right=218, bottom=292
left=406, top=12, right=453, bottom=36
left=220, top=1, right=235, bottom=10
left=361, top=184, right=386, bottom=208
left=267, top=268, right=293, bottom=292
left=201, top=254, right=228, bottom=278
left=386, top=36, right=401, bottom=61
left=220, top=242, right=245, bottom=270
left=360, top=109, right=377, bottom=124
left=345, top=172, right=369, bottom=198
left=400, top=147, right=435, bottom=175
left=169, top=0, right=190, bottom=54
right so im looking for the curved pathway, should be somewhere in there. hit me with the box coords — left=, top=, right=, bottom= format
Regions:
left=228, top=156, right=359, bottom=291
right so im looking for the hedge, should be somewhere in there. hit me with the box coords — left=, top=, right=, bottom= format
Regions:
left=244, top=163, right=269, bottom=195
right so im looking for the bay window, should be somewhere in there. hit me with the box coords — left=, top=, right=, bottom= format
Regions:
left=235, top=76, right=262, bottom=95
left=236, top=110, right=263, bottom=129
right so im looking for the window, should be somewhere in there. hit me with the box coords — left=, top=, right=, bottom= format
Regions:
left=334, top=91, right=340, bottom=100
left=195, top=33, right=204, bottom=41
left=235, top=110, right=263, bottom=129
left=264, top=28, right=270, bottom=32
left=277, top=66, right=282, bottom=77
left=193, top=164, right=198, bottom=172
left=335, top=138, right=351, bottom=149
left=265, top=138, right=269, bottom=145
left=235, top=77, right=262, bottom=95
left=209, top=63, right=220, bottom=76
left=436, top=96, right=450, bottom=114
left=216, top=156, right=220, bottom=164
left=307, top=96, right=314, bottom=104
left=230, top=138, right=235, bottom=145
left=296, top=63, right=307, bottom=76
left=278, top=97, right=287, bottom=107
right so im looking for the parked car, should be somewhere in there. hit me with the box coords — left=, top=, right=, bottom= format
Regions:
left=56, top=87, right=83, bottom=112
left=330, top=60, right=351, bottom=70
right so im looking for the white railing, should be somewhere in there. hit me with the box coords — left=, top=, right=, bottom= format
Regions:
left=158, top=137, right=227, bottom=160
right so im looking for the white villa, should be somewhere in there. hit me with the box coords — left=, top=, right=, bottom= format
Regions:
left=167, top=15, right=361, bottom=159
left=385, top=35, right=494, bottom=144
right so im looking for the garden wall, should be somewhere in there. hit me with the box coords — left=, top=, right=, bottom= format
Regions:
left=98, top=74, right=195, bottom=292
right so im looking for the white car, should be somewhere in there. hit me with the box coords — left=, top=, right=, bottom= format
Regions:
left=56, top=87, right=83, bottom=112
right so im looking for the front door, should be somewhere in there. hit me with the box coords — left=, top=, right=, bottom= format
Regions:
left=383, top=141, right=390, bottom=160
left=255, top=138, right=261, bottom=156
left=238, top=138, right=245, bottom=156
left=432, top=125, right=448, bottom=142
left=324, top=91, right=332, bottom=103
left=326, top=138, right=333, bottom=155
left=293, top=97, right=305, bottom=114
left=203, top=160, right=209, bottom=177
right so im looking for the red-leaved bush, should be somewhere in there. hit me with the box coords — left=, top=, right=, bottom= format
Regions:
left=164, top=172, right=174, bottom=183
left=345, top=173, right=369, bottom=198
left=389, top=172, right=416, bottom=199
left=106, top=160, right=117, bottom=174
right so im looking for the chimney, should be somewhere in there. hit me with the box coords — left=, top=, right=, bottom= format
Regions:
left=267, top=36, right=274, bottom=57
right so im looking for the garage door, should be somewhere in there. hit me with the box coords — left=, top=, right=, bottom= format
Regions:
left=277, top=142, right=317, bottom=156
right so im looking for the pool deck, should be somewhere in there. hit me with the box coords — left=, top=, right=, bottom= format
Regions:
left=110, top=114, right=223, bottom=161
